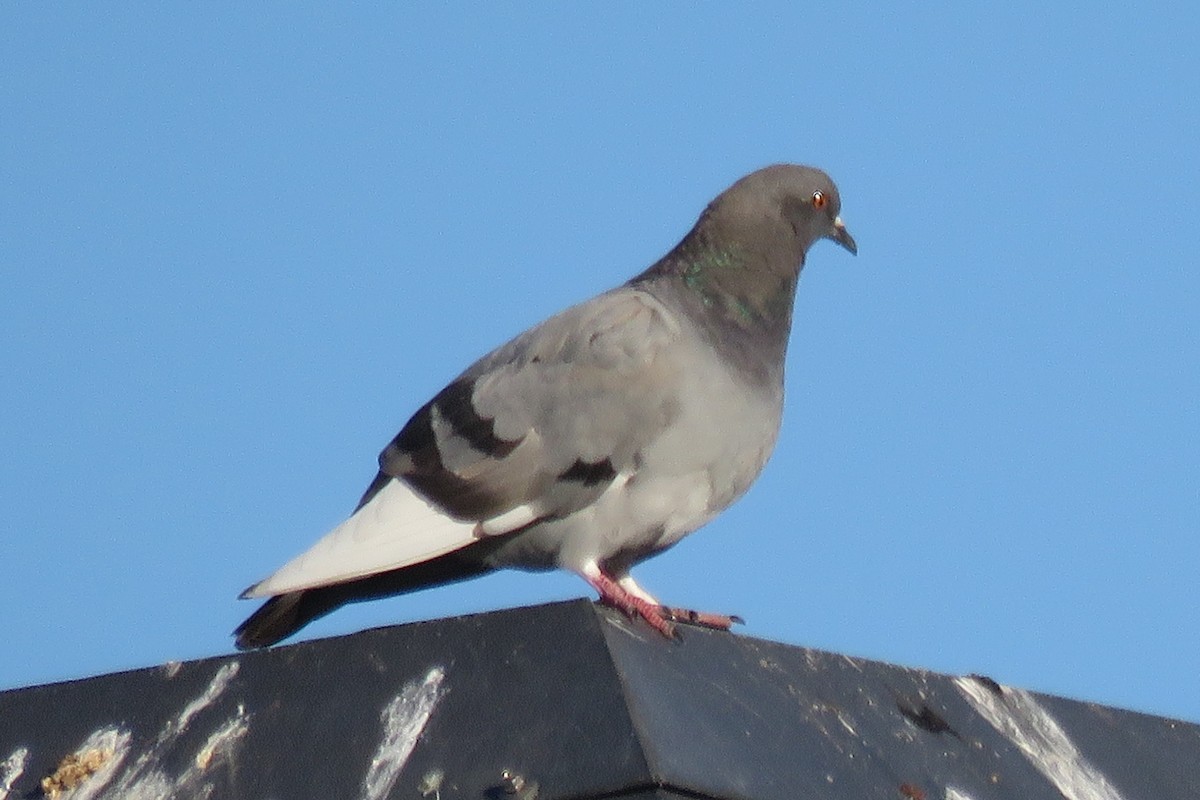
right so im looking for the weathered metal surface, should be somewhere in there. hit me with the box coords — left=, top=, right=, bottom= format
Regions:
left=1, top=599, right=1196, bottom=800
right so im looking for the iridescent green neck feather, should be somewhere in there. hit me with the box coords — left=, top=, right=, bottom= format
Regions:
left=673, top=234, right=801, bottom=334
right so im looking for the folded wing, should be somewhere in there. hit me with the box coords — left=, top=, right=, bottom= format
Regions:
left=243, top=287, right=683, bottom=598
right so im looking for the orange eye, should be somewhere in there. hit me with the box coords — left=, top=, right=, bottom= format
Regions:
left=810, top=190, right=827, bottom=209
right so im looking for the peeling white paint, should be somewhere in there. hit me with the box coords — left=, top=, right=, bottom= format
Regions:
left=11, top=661, right=249, bottom=799
left=362, top=666, right=447, bottom=800
left=418, top=767, right=445, bottom=800
left=109, top=769, right=174, bottom=800
left=955, top=676, right=1127, bottom=800
left=51, top=727, right=132, bottom=800
left=0, top=747, right=30, bottom=800
left=192, top=704, right=250, bottom=771
left=945, top=787, right=978, bottom=800
left=172, top=662, right=240, bottom=736
left=149, top=703, right=249, bottom=800
left=840, top=654, right=865, bottom=673
left=102, top=663, right=247, bottom=799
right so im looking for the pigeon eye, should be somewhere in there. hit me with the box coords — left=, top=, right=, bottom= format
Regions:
left=810, top=191, right=827, bottom=209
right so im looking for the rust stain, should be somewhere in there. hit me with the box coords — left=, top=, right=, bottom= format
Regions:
left=41, top=748, right=112, bottom=798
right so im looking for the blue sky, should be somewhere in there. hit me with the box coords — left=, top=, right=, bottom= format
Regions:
left=3, top=6, right=1197, bottom=722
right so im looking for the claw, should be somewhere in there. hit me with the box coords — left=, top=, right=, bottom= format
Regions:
left=581, top=564, right=740, bottom=638
left=660, top=607, right=744, bottom=630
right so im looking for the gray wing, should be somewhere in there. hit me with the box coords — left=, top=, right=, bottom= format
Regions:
left=370, top=286, right=684, bottom=533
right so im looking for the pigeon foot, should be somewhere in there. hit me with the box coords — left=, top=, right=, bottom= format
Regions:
left=660, top=607, right=744, bottom=630
left=584, top=571, right=677, bottom=638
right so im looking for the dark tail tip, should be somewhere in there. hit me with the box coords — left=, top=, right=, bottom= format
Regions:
left=232, top=548, right=496, bottom=649
left=234, top=591, right=307, bottom=650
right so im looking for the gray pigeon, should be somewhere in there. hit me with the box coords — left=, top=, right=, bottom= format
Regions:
left=234, top=164, right=856, bottom=649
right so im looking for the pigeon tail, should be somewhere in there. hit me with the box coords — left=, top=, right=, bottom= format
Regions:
left=234, top=591, right=309, bottom=649
left=242, top=477, right=479, bottom=598
left=234, top=550, right=495, bottom=649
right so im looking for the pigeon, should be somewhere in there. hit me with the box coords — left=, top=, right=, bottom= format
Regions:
left=234, top=164, right=856, bottom=649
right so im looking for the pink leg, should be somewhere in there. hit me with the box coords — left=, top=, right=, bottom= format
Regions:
left=582, top=567, right=677, bottom=638
left=618, top=573, right=743, bottom=631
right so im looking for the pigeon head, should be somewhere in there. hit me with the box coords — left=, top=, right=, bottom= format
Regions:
left=705, top=164, right=857, bottom=261
left=642, top=164, right=855, bottom=331
left=627, top=164, right=855, bottom=383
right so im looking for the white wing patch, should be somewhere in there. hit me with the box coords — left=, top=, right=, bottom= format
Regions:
left=474, top=503, right=540, bottom=536
left=244, top=480, right=479, bottom=598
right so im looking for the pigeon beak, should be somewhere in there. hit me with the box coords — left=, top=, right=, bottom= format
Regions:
left=829, top=217, right=857, bottom=256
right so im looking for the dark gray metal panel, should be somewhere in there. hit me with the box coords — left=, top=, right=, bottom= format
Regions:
left=599, top=616, right=1039, bottom=800
left=0, top=600, right=651, bottom=800
left=598, top=608, right=1200, bottom=800
left=1007, top=691, right=1200, bottom=799
left=2, top=599, right=1198, bottom=800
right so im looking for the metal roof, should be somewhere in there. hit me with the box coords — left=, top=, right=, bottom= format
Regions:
left=1, top=599, right=1196, bottom=799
